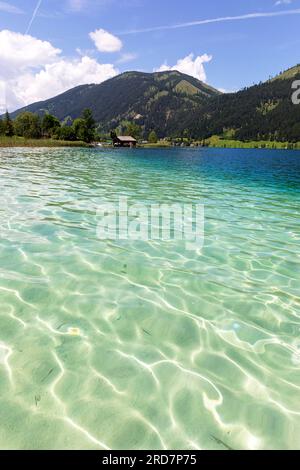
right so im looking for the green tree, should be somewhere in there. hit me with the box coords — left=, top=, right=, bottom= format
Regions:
left=42, top=114, right=61, bottom=137
left=122, top=121, right=141, bottom=140
left=72, top=109, right=96, bottom=143
left=110, top=130, right=117, bottom=141
left=290, top=123, right=300, bottom=143
left=0, top=118, right=4, bottom=136
left=4, top=111, right=14, bottom=137
left=148, top=130, right=158, bottom=143
left=82, top=108, right=96, bottom=142
left=182, top=129, right=191, bottom=140
left=14, top=112, right=41, bottom=138
left=57, top=126, right=77, bottom=141
left=73, top=118, right=87, bottom=142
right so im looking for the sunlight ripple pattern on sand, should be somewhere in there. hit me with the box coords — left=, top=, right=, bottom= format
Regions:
left=0, top=147, right=300, bottom=450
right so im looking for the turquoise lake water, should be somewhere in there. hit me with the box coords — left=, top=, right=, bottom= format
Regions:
left=0, top=147, right=299, bottom=450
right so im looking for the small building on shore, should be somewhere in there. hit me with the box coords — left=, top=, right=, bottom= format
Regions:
left=113, top=136, right=137, bottom=148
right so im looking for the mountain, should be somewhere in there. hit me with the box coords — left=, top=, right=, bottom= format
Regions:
left=8, top=65, right=300, bottom=142
left=272, top=64, right=300, bottom=81
left=183, top=65, right=300, bottom=142
left=9, top=71, right=221, bottom=137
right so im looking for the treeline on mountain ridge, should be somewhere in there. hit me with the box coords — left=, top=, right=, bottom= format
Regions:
left=2, top=67, right=300, bottom=143
left=0, top=109, right=97, bottom=143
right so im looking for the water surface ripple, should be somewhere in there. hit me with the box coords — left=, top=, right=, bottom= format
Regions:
left=0, top=147, right=300, bottom=450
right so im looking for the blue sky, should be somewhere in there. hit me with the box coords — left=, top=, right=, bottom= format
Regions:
left=0, top=0, right=300, bottom=110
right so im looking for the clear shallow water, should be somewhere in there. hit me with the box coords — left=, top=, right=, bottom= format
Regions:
left=0, top=146, right=300, bottom=450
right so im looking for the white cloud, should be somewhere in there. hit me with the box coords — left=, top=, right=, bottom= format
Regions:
left=0, top=1, right=23, bottom=14
left=275, top=1, right=292, bottom=5
left=218, top=87, right=236, bottom=94
left=90, top=28, right=123, bottom=53
left=0, top=81, right=22, bottom=113
left=116, top=52, right=138, bottom=64
left=0, top=81, right=5, bottom=113
left=0, top=30, right=61, bottom=78
left=68, top=0, right=86, bottom=11
left=67, top=0, right=115, bottom=12
left=14, top=57, right=118, bottom=105
left=0, top=30, right=119, bottom=111
left=155, top=53, right=212, bottom=82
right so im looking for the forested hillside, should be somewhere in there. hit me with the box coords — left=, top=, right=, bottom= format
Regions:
left=9, top=71, right=220, bottom=137
left=183, top=65, right=300, bottom=142
left=7, top=65, right=300, bottom=142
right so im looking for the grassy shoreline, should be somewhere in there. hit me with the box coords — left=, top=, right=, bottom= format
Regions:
left=1, top=136, right=300, bottom=150
left=202, top=136, right=300, bottom=150
left=0, top=136, right=88, bottom=148
left=142, top=137, right=300, bottom=150
left=141, top=137, right=300, bottom=150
